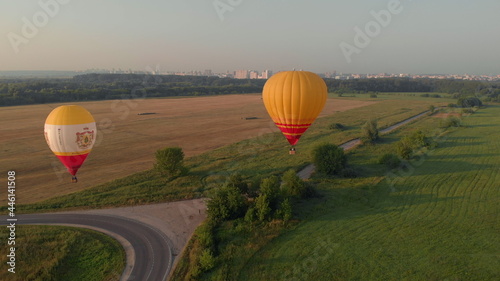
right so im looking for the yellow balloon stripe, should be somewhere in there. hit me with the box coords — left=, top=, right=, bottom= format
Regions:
left=45, top=105, right=95, bottom=125
left=52, top=149, right=93, bottom=156
left=276, top=124, right=311, bottom=129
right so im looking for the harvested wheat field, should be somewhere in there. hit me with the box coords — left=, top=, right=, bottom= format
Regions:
left=1, top=94, right=376, bottom=205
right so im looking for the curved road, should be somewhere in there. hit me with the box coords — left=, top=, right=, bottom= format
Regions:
left=0, top=213, right=173, bottom=281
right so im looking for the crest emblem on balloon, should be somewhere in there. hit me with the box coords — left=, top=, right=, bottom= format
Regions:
left=76, top=128, right=95, bottom=149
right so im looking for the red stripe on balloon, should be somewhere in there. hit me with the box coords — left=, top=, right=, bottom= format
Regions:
left=275, top=123, right=311, bottom=146
left=56, top=153, right=89, bottom=176
left=275, top=123, right=311, bottom=128
left=285, top=135, right=300, bottom=146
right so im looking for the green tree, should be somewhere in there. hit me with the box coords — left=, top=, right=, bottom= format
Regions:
left=154, top=147, right=187, bottom=177
left=361, top=119, right=379, bottom=143
left=442, top=116, right=462, bottom=128
left=244, top=207, right=256, bottom=223
left=255, top=194, right=271, bottom=222
left=225, top=173, right=248, bottom=194
left=206, top=185, right=247, bottom=222
left=259, top=176, right=280, bottom=209
left=457, top=96, right=482, bottom=108
left=199, top=249, right=216, bottom=271
left=313, top=144, right=347, bottom=175
left=429, top=105, right=436, bottom=114
left=277, top=198, right=292, bottom=225
left=396, top=136, right=413, bottom=160
left=281, top=169, right=306, bottom=198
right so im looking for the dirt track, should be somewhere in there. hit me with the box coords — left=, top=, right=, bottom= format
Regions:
left=1, top=95, right=375, bottom=204
left=298, top=110, right=430, bottom=179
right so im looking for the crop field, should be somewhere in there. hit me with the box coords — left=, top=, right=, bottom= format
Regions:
left=0, top=94, right=375, bottom=205
left=228, top=106, right=500, bottom=281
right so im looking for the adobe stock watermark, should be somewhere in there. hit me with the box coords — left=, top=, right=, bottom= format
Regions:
left=7, top=0, right=70, bottom=54
left=340, top=0, right=407, bottom=64
left=283, top=238, right=339, bottom=280
left=213, top=0, right=243, bottom=22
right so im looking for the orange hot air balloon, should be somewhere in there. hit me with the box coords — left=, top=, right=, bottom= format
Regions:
left=262, top=71, right=327, bottom=150
left=44, top=105, right=97, bottom=183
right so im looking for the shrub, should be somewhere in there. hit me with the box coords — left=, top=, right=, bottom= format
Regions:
left=255, top=194, right=271, bottom=222
left=196, top=222, right=216, bottom=251
left=396, top=131, right=437, bottom=160
left=428, top=105, right=435, bottom=114
left=312, top=144, right=347, bottom=175
left=329, top=123, right=346, bottom=131
left=442, top=116, right=462, bottom=128
left=396, top=136, right=414, bottom=160
left=447, top=103, right=458, bottom=108
left=154, top=147, right=187, bottom=177
left=244, top=207, right=256, bottom=223
left=259, top=176, right=280, bottom=208
left=281, top=169, right=307, bottom=198
left=361, top=119, right=379, bottom=143
left=225, top=173, right=248, bottom=194
left=462, top=108, right=474, bottom=114
left=378, top=153, right=401, bottom=169
left=457, top=96, right=482, bottom=108
left=276, top=198, right=292, bottom=225
left=207, top=184, right=247, bottom=222
left=370, top=93, right=378, bottom=98
left=199, top=249, right=216, bottom=271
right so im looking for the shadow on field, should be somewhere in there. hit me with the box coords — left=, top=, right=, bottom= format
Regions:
left=432, top=153, right=499, bottom=159
left=438, top=137, right=486, bottom=148
left=299, top=185, right=465, bottom=225
left=406, top=160, right=493, bottom=175
left=382, top=193, right=464, bottom=209
left=470, top=124, right=499, bottom=128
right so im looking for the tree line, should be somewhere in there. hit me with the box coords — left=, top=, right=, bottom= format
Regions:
left=1, top=74, right=499, bottom=106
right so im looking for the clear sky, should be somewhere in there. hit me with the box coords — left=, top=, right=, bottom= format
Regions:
left=1, top=0, right=499, bottom=75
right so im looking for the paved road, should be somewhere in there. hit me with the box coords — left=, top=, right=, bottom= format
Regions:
left=298, top=110, right=431, bottom=179
left=0, top=213, right=173, bottom=281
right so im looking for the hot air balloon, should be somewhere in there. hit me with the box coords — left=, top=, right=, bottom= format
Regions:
left=44, top=105, right=97, bottom=182
left=262, top=71, right=327, bottom=154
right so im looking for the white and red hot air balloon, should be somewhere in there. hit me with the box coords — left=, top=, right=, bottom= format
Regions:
left=44, top=105, right=97, bottom=183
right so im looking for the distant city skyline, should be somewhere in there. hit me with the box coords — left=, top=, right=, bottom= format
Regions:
left=1, top=1, right=499, bottom=75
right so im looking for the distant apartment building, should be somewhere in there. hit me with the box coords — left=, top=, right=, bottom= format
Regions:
left=234, top=70, right=249, bottom=79
left=249, top=70, right=259, bottom=79
left=260, top=70, right=273, bottom=79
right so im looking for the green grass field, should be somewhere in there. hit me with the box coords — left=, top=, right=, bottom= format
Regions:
left=218, top=106, right=499, bottom=281
left=0, top=225, right=125, bottom=281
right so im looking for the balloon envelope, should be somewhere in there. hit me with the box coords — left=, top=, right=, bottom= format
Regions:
left=44, top=105, right=97, bottom=176
left=262, top=71, right=327, bottom=146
